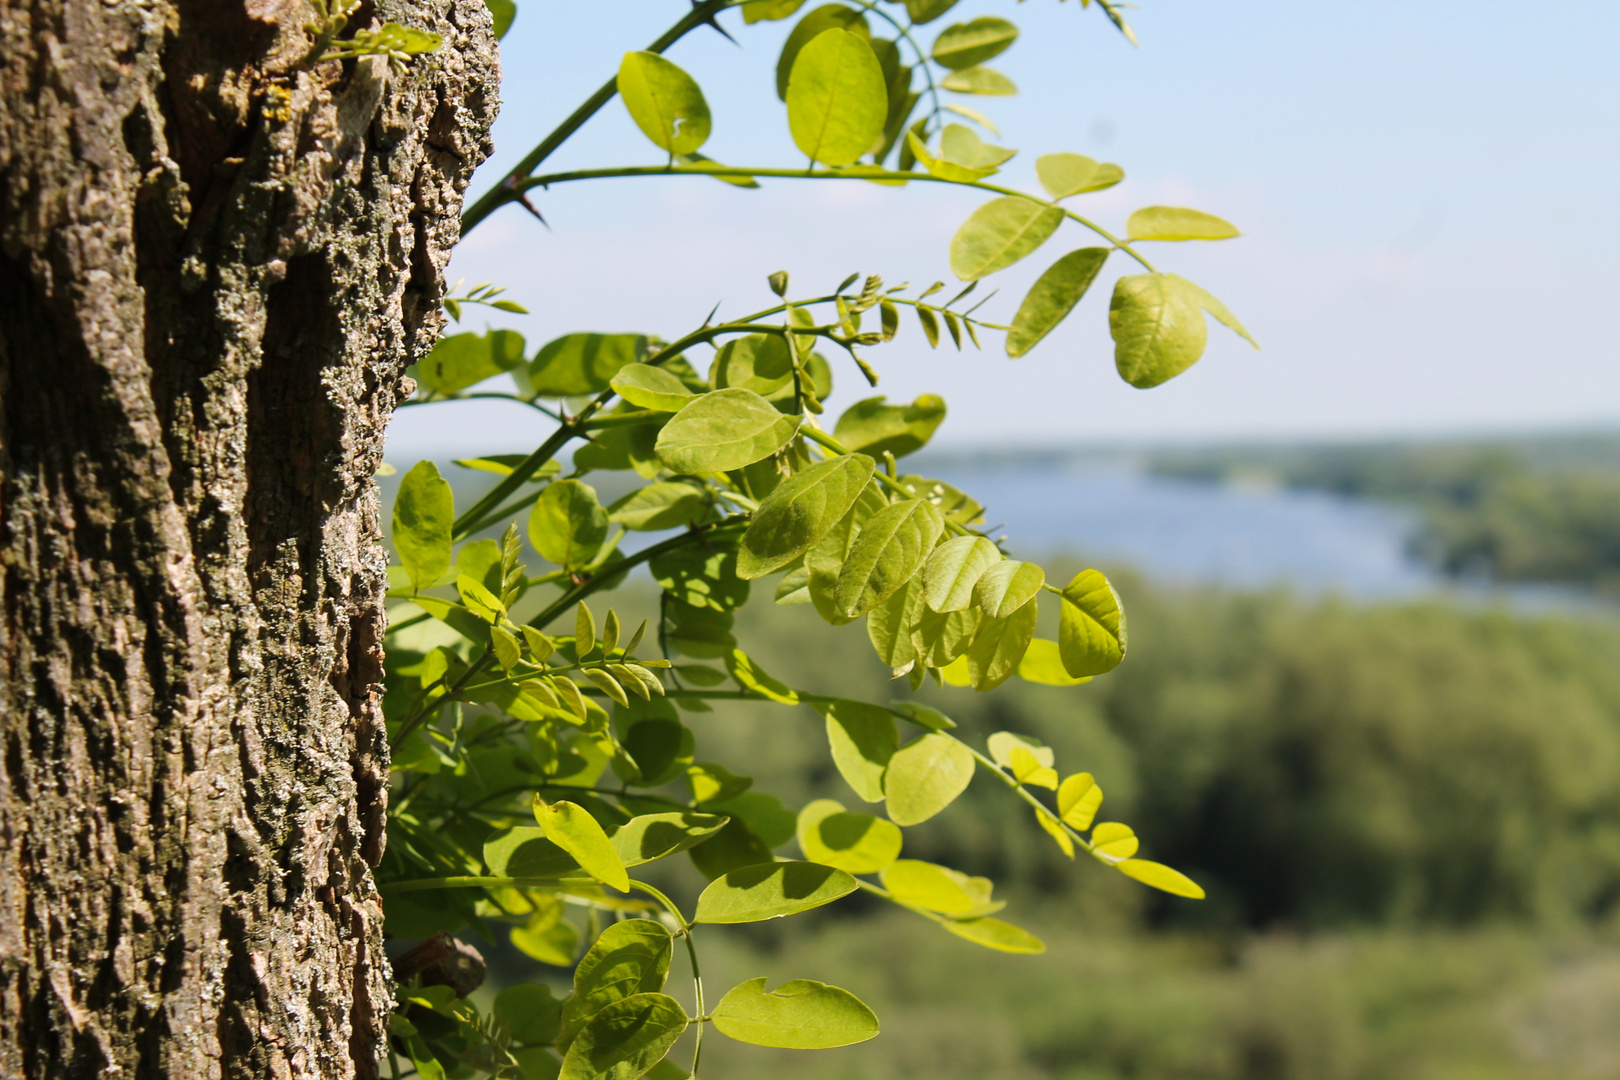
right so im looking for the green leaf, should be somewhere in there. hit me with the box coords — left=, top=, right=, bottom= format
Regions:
left=529, top=334, right=647, bottom=397
left=888, top=700, right=956, bottom=732
left=921, top=535, right=1002, bottom=612
left=457, top=574, right=505, bottom=623
left=608, top=482, right=706, bottom=532
left=650, top=534, right=749, bottom=612
left=686, top=762, right=752, bottom=806
left=664, top=598, right=736, bottom=658
left=1091, top=821, right=1139, bottom=863
left=694, top=861, right=859, bottom=924
left=931, top=16, right=1017, bottom=69
left=775, top=5, right=869, bottom=100
left=949, top=197, right=1064, bottom=282
left=834, top=499, right=946, bottom=618
left=940, top=65, right=1016, bottom=95
left=1035, top=153, right=1124, bottom=199
left=1057, top=568, right=1127, bottom=677
left=559, top=921, right=675, bottom=1052
left=880, top=859, right=1001, bottom=916
left=393, top=461, right=454, bottom=591
left=534, top=799, right=629, bottom=891
left=418, top=329, right=525, bottom=394
left=1057, top=772, right=1103, bottom=830
left=1169, top=274, right=1260, bottom=349
left=796, top=798, right=902, bottom=874
left=866, top=575, right=925, bottom=669
left=739, top=453, right=876, bottom=579
left=1017, top=638, right=1090, bottom=687
left=742, top=0, right=807, bottom=23
left=712, top=977, right=880, bottom=1049
left=987, top=731, right=1053, bottom=772
left=906, top=130, right=996, bottom=183
left=1126, top=206, right=1240, bottom=242
left=910, top=604, right=980, bottom=669
left=577, top=601, right=598, bottom=657
left=725, top=648, right=799, bottom=704
left=816, top=698, right=899, bottom=803
left=806, top=480, right=887, bottom=626
left=971, top=560, right=1044, bottom=620
left=905, top=0, right=959, bottom=25
left=832, top=395, right=947, bottom=459
left=938, top=123, right=1015, bottom=170
left=610, top=364, right=695, bottom=412
left=884, top=733, right=974, bottom=826
left=617, top=52, right=711, bottom=156
left=689, top=818, right=773, bottom=881
left=611, top=812, right=728, bottom=866
left=967, top=598, right=1038, bottom=692
left=513, top=913, right=582, bottom=967
left=1117, top=858, right=1206, bottom=899
left=1109, top=273, right=1209, bottom=389
left=710, top=333, right=793, bottom=394
left=706, top=792, right=797, bottom=848
left=655, top=389, right=801, bottom=474
left=558, top=993, right=686, bottom=1080
left=495, top=984, right=562, bottom=1047
left=1006, top=248, right=1110, bottom=358
left=530, top=480, right=609, bottom=569
left=786, top=28, right=889, bottom=168
left=943, top=916, right=1045, bottom=954
left=484, top=0, right=516, bottom=39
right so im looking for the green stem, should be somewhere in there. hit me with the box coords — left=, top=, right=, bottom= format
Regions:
left=460, top=0, right=734, bottom=234
left=516, top=164, right=1159, bottom=272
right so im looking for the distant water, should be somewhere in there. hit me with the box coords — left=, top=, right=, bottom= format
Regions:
left=933, top=461, right=1432, bottom=597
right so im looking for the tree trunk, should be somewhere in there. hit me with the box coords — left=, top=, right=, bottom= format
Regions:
left=0, top=1, right=496, bottom=1075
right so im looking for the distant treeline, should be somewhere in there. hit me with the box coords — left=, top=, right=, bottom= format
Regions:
left=1148, top=434, right=1620, bottom=594
left=705, top=569, right=1620, bottom=932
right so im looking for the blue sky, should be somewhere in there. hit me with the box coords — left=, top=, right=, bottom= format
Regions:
left=391, top=0, right=1620, bottom=455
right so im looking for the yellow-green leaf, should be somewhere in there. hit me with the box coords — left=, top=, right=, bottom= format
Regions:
left=1006, top=247, right=1109, bottom=358
left=1117, top=858, right=1206, bottom=899
left=558, top=993, right=686, bottom=1080
left=1126, top=205, right=1240, bottom=242
left=931, top=16, right=1017, bottom=69
left=529, top=480, right=609, bottom=570
left=943, top=916, right=1045, bottom=954
left=618, top=51, right=711, bottom=156
left=533, top=800, right=629, bottom=891
left=655, top=388, right=801, bottom=474
left=610, top=364, right=695, bottom=412
left=972, top=559, right=1044, bottom=620
left=796, top=798, right=902, bottom=874
left=834, top=499, right=946, bottom=618
left=880, top=859, right=1001, bottom=916
left=1017, top=638, right=1090, bottom=687
left=1057, top=772, right=1103, bottom=830
left=1090, top=821, right=1139, bottom=864
left=949, top=196, right=1064, bottom=282
left=941, top=65, right=1016, bottom=95
left=1057, top=568, right=1127, bottom=677
left=712, top=977, right=879, bottom=1049
left=738, top=453, right=876, bottom=579
left=816, top=698, right=898, bottom=803
left=1035, top=153, right=1123, bottom=199
left=786, top=29, right=888, bottom=168
left=921, top=535, right=1002, bottom=613
left=967, top=599, right=1038, bottom=693
left=883, top=733, right=974, bottom=826
left=393, top=461, right=454, bottom=591
left=694, top=861, right=859, bottom=923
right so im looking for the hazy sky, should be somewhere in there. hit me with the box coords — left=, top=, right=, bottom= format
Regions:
left=391, top=0, right=1619, bottom=456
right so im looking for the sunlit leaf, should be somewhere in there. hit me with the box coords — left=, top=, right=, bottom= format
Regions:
left=931, top=16, right=1017, bottom=69
left=693, top=861, right=859, bottom=924
left=655, top=388, right=801, bottom=474
left=534, top=799, right=628, bottom=891
left=787, top=28, right=889, bottom=167
left=530, top=479, right=609, bottom=569
left=816, top=698, right=899, bottom=803
left=1090, top=821, right=1139, bottom=863
left=1035, top=153, right=1123, bottom=199
left=884, top=733, right=974, bottom=825
left=738, top=453, right=876, bottom=579
left=1109, top=273, right=1208, bottom=389
left=618, top=51, right=711, bottom=156
left=608, top=481, right=706, bottom=532
left=941, top=65, right=1016, bottom=95
left=558, top=920, right=674, bottom=1052
left=1017, top=638, right=1090, bottom=687
left=1006, top=247, right=1109, bottom=358
left=712, top=977, right=880, bottom=1049
left=1117, top=858, right=1206, bottom=899
left=529, top=333, right=647, bottom=397
left=833, top=395, right=947, bottom=459
left=611, top=364, right=695, bottom=412
left=880, top=859, right=1001, bottom=916
left=967, top=598, right=1038, bottom=692
left=972, top=559, right=1044, bottom=620
left=775, top=4, right=869, bottom=100
left=393, top=461, right=454, bottom=592
left=558, top=992, right=686, bottom=1080
left=834, top=499, right=946, bottom=618
left=943, top=916, right=1045, bottom=954
left=1126, top=206, right=1240, bottom=242
left=796, top=798, right=903, bottom=873
left=949, top=197, right=1064, bottom=281
left=1057, top=568, right=1127, bottom=677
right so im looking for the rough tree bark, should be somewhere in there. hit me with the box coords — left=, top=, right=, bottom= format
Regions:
left=0, top=1, right=496, bottom=1076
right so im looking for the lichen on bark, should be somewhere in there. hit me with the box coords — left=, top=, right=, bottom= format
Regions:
left=0, top=1, right=497, bottom=1076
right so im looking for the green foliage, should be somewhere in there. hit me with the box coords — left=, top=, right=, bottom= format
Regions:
left=378, top=1, right=1256, bottom=1075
